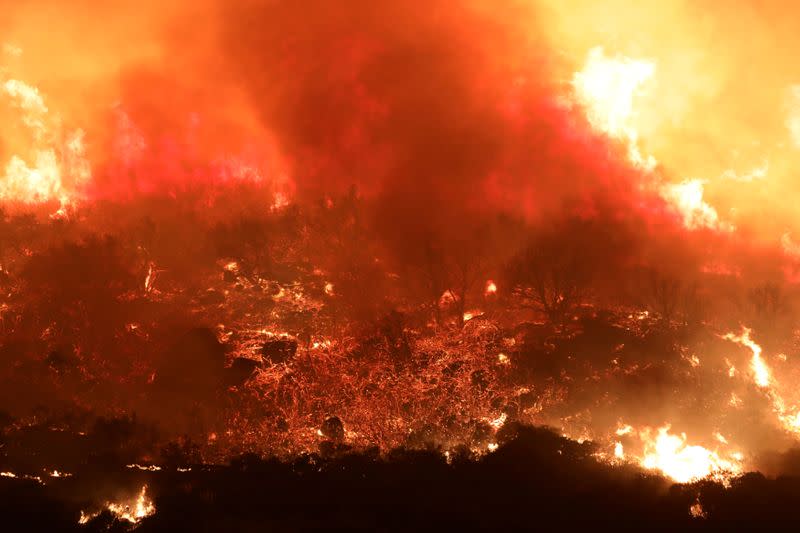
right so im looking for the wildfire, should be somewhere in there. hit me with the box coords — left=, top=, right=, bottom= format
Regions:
left=613, top=441, right=624, bottom=459
left=79, top=485, right=156, bottom=526
left=144, top=262, right=156, bottom=293
left=607, top=423, right=743, bottom=484
left=463, top=310, right=483, bottom=322
left=722, top=328, right=769, bottom=387
left=689, top=498, right=708, bottom=519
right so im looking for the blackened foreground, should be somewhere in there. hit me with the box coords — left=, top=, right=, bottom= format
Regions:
left=1, top=424, right=798, bottom=532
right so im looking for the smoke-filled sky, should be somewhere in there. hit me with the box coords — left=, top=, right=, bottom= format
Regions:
left=2, top=0, right=800, bottom=261
left=8, top=1, right=800, bottom=479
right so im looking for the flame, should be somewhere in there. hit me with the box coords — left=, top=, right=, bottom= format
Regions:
left=615, top=424, right=633, bottom=436
left=639, top=426, right=742, bottom=484
left=689, top=499, right=707, bottom=519
left=144, top=262, right=156, bottom=293
left=722, top=327, right=800, bottom=437
left=1, top=69, right=91, bottom=206
left=126, top=464, right=162, bottom=472
left=80, top=485, right=155, bottom=526
left=572, top=46, right=656, bottom=170
left=484, top=280, right=497, bottom=296
left=661, top=179, right=729, bottom=232
left=722, top=328, right=769, bottom=387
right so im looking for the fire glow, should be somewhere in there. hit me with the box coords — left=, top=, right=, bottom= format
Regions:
left=4, top=1, right=800, bottom=527
left=78, top=486, right=155, bottom=526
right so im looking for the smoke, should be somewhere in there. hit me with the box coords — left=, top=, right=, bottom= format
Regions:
left=221, top=1, right=659, bottom=209
left=4, top=0, right=800, bottom=472
left=3, top=0, right=795, bottom=333
left=2, top=1, right=798, bottom=246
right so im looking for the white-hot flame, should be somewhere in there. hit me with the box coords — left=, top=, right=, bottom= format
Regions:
left=661, top=179, right=729, bottom=232
left=723, top=327, right=800, bottom=436
left=640, top=426, right=741, bottom=484
left=1, top=57, right=91, bottom=206
left=572, top=46, right=656, bottom=170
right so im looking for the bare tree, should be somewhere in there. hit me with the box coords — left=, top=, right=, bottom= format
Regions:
left=748, top=282, right=786, bottom=322
left=638, top=270, right=708, bottom=328
left=645, top=271, right=682, bottom=324
left=742, top=281, right=792, bottom=339
left=506, top=224, right=592, bottom=325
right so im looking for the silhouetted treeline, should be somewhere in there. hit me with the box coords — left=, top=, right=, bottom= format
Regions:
left=1, top=424, right=799, bottom=531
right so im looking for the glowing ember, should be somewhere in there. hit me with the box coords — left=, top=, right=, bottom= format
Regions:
left=615, top=424, right=633, bottom=436
left=689, top=499, right=707, bottom=519
left=488, top=413, right=507, bottom=430
left=613, top=441, right=624, bottom=459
